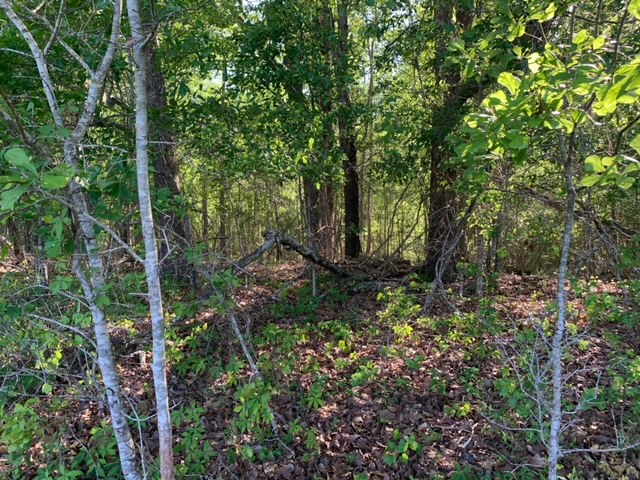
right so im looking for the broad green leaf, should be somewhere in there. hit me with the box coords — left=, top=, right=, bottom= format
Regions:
left=42, top=383, right=53, bottom=395
left=623, top=162, right=640, bottom=175
left=594, top=61, right=640, bottom=115
left=0, top=175, right=30, bottom=185
left=592, top=37, right=606, bottom=50
left=531, top=2, right=557, bottom=21
left=630, top=0, right=640, bottom=20
left=95, top=293, right=111, bottom=308
left=558, top=116, right=575, bottom=134
left=498, top=72, right=521, bottom=96
left=580, top=174, right=601, bottom=187
left=573, top=30, right=591, bottom=46
left=44, top=238, right=62, bottom=258
left=42, top=173, right=69, bottom=190
left=448, top=38, right=465, bottom=53
left=513, top=148, right=528, bottom=164
left=5, top=148, right=37, bottom=177
left=617, top=94, right=640, bottom=104
left=528, top=53, right=541, bottom=73
left=505, top=132, right=527, bottom=149
left=0, top=184, right=28, bottom=210
left=487, top=90, right=508, bottom=107
left=50, top=276, right=73, bottom=293
left=630, top=134, right=640, bottom=154
left=616, top=174, right=635, bottom=190
left=585, top=155, right=604, bottom=173
left=507, top=22, right=525, bottom=42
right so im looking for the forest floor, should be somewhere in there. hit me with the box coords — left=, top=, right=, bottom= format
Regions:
left=10, top=263, right=640, bottom=479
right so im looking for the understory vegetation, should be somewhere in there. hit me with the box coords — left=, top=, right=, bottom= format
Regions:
left=2, top=266, right=640, bottom=479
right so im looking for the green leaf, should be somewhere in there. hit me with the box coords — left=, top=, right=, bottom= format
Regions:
left=448, top=38, right=465, bottom=53
left=44, top=238, right=62, bottom=258
left=42, top=173, right=69, bottom=190
left=630, top=134, right=640, bottom=155
left=573, top=30, right=591, bottom=46
left=505, top=132, right=527, bottom=149
left=498, top=72, right=521, bottom=96
left=95, top=293, right=111, bottom=307
left=42, top=383, right=53, bottom=395
left=630, top=0, right=640, bottom=20
left=623, top=161, right=640, bottom=175
left=592, top=37, right=606, bottom=50
left=487, top=90, right=508, bottom=107
left=580, top=174, right=602, bottom=187
left=615, top=174, right=635, bottom=190
left=5, top=148, right=37, bottom=177
left=0, top=184, right=28, bottom=210
left=530, top=2, right=557, bottom=21
left=507, top=22, right=525, bottom=42
left=528, top=53, right=541, bottom=73
left=585, top=155, right=604, bottom=173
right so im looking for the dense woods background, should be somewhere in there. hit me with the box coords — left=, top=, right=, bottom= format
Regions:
left=1, top=0, right=640, bottom=478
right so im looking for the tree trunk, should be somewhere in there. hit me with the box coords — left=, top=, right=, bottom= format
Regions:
left=422, top=1, right=472, bottom=281
left=424, top=144, right=458, bottom=281
left=6, top=218, right=24, bottom=261
left=335, top=0, right=361, bottom=258
left=128, top=0, right=175, bottom=478
left=144, top=31, right=194, bottom=283
left=476, top=231, right=485, bottom=298
left=201, top=175, right=209, bottom=245
left=303, top=176, right=336, bottom=259
left=547, top=134, right=576, bottom=480
left=219, top=174, right=229, bottom=254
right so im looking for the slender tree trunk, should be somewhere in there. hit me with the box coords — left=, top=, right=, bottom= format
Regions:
left=219, top=174, right=229, bottom=254
left=6, top=218, right=23, bottom=261
left=547, top=134, right=576, bottom=480
left=424, top=146, right=458, bottom=281
left=128, top=0, right=175, bottom=478
left=201, top=175, right=209, bottom=245
left=335, top=0, right=361, bottom=258
left=71, top=245, right=142, bottom=480
left=302, top=173, right=336, bottom=259
left=476, top=231, right=485, bottom=298
left=490, top=204, right=506, bottom=276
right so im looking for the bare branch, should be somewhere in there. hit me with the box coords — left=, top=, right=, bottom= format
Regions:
left=39, top=189, right=145, bottom=265
left=43, top=0, right=65, bottom=57
left=0, top=0, right=64, bottom=127
left=27, top=313, right=97, bottom=350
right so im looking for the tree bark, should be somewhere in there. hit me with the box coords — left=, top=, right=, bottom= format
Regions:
left=335, top=0, right=361, bottom=258
left=422, top=1, right=475, bottom=281
left=547, top=134, right=576, bottom=480
left=128, top=0, right=175, bottom=478
left=476, top=231, right=485, bottom=298
left=144, top=28, right=194, bottom=283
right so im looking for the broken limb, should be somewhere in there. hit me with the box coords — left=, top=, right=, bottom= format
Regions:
left=231, top=229, right=348, bottom=277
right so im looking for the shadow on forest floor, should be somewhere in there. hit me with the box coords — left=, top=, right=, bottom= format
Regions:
left=7, top=263, right=640, bottom=480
